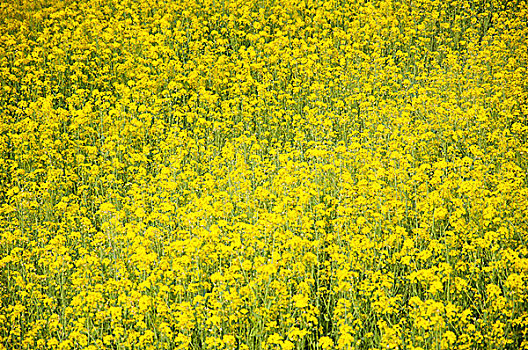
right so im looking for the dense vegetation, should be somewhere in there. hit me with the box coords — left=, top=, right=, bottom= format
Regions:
left=1, top=0, right=527, bottom=349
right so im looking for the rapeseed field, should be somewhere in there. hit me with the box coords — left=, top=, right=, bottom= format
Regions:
left=1, top=0, right=527, bottom=349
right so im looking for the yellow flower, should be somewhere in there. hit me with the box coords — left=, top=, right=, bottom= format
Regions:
left=319, top=336, right=335, bottom=350
left=292, top=294, right=309, bottom=308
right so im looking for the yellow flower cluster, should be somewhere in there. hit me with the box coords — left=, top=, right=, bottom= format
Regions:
left=1, top=0, right=527, bottom=349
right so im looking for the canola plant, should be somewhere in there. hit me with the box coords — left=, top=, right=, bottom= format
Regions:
left=0, top=0, right=527, bottom=349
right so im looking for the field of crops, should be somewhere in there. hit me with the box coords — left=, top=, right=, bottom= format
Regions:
left=1, top=0, right=527, bottom=349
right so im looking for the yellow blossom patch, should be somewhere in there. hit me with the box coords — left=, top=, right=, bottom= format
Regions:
left=1, top=0, right=527, bottom=349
